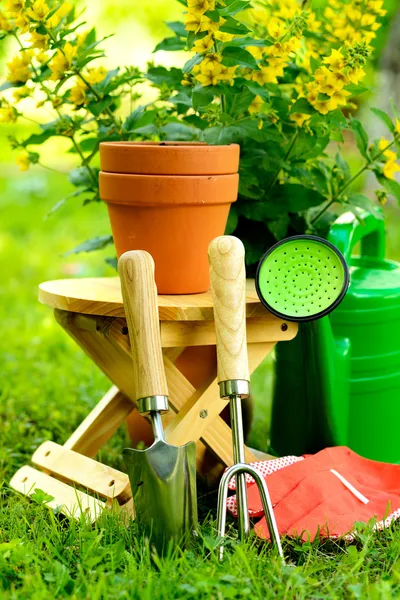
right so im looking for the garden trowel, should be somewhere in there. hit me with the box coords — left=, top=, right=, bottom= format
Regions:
left=119, top=250, right=197, bottom=554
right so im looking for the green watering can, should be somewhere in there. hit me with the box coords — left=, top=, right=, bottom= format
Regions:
left=268, top=210, right=400, bottom=463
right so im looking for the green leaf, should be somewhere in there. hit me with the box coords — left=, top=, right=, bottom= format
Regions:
left=165, top=21, right=186, bottom=37
left=22, top=128, right=58, bottom=147
left=170, top=91, right=192, bottom=107
left=160, top=122, right=198, bottom=141
left=336, top=152, right=351, bottom=182
left=220, top=0, right=250, bottom=17
left=153, top=36, right=186, bottom=52
left=219, top=16, right=250, bottom=34
left=268, top=214, right=290, bottom=240
left=0, top=81, right=18, bottom=92
left=290, top=98, right=316, bottom=115
left=370, top=108, right=395, bottom=133
left=238, top=170, right=264, bottom=200
left=242, top=80, right=270, bottom=101
left=146, top=66, right=183, bottom=87
left=192, top=84, right=214, bottom=110
left=221, top=36, right=272, bottom=48
left=65, top=235, right=114, bottom=256
left=204, top=9, right=220, bottom=21
left=31, top=489, right=55, bottom=505
left=105, top=256, right=118, bottom=270
left=225, top=205, right=239, bottom=234
left=281, top=184, right=326, bottom=212
left=221, top=47, right=258, bottom=69
left=350, top=118, right=370, bottom=160
left=182, top=53, right=203, bottom=74
left=68, top=167, right=95, bottom=188
left=227, top=88, right=254, bottom=116
left=86, top=96, right=114, bottom=117
left=346, top=192, right=383, bottom=218
left=345, top=83, right=370, bottom=96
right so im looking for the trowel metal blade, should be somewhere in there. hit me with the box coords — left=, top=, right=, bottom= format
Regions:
left=123, top=440, right=197, bottom=553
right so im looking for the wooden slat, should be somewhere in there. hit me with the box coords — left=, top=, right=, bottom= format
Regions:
left=39, top=278, right=271, bottom=321
left=64, top=386, right=133, bottom=457
left=10, top=466, right=106, bottom=521
left=32, top=441, right=131, bottom=504
left=62, top=312, right=296, bottom=350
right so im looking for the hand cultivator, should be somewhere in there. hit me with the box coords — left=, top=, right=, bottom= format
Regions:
left=209, top=236, right=283, bottom=560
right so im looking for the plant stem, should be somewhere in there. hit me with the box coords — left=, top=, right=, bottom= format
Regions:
left=265, top=129, right=299, bottom=194
left=311, top=131, right=400, bottom=225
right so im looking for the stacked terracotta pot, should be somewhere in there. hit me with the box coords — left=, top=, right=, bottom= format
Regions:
left=99, top=142, right=240, bottom=294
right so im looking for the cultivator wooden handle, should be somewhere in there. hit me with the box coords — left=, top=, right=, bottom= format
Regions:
left=208, top=236, right=250, bottom=384
left=119, top=250, right=168, bottom=402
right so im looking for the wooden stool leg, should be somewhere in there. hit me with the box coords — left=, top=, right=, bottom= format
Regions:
left=64, top=386, right=133, bottom=457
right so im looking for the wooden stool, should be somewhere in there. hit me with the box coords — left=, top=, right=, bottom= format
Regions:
left=10, top=278, right=297, bottom=521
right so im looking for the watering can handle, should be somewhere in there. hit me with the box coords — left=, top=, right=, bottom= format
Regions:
left=209, top=236, right=250, bottom=384
left=119, top=250, right=168, bottom=402
left=327, top=210, right=385, bottom=263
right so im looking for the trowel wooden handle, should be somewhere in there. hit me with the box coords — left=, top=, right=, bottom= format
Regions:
left=119, top=251, right=168, bottom=401
left=209, top=236, right=249, bottom=384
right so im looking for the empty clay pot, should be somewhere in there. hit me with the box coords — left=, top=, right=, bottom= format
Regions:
left=99, top=142, right=240, bottom=294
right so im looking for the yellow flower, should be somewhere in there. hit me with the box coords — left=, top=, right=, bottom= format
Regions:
left=383, top=159, right=400, bottom=180
left=313, top=100, right=331, bottom=115
left=7, top=51, right=32, bottom=83
left=323, top=49, right=345, bottom=72
left=69, top=84, right=86, bottom=105
left=85, top=66, right=107, bottom=84
left=6, top=0, right=25, bottom=12
left=28, top=0, right=50, bottom=21
left=326, top=70, right=348, bottom=90
left=290, top=112, right=312, bottom=127
left=35, top=49, right=48, bottom=63
left=187, top=0, right=215, bottom=16
left=383, top=149, right=397, bottom=162
left=247, top=46, right=263, bottom=61
left=0, top=106, right=17, bottom=123
left=51, top=96, right=62, bottom=108
left=184, top=11, right=202, bottom=32
left=193, top=34, right=214, bottom=54
left=196, top=54, right=222, bottom=85
left=49, top=42, right=76, bottom=80
left=330, top=88, right=351, bottom=106
left=200, top=53, right=222, bottom=74
left=267, top=17, right=285, bottom=39
left=378, top=137, right=390, bottom=152
left=29, top=31, right=48, bottom=49
left=347, top=66, right=365, bottom=85
left=200, top=15, right=225, bottom=33
left=214, top=30, right=233, bottom=42
left=16, top=151, right=31, bottom=171
left=47, top=2, right=73, bottom=28
left=13, top=12, right=29, bottom=31
left=13, top=85, right=30, bottom=102
left=218, top=65, right=236, bottom=83
left=395, top=119, right=400, bottom=136
left=248, top=95, right=263, bottom=115
left=77, top=30, right=89, bottom=47
left=0, top=11, right=13, bottom=31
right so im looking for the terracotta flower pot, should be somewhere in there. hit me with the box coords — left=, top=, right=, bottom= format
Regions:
left=99, top=142, right=239, bottom=294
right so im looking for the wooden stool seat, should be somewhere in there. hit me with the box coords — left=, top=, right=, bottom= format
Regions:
left=10, top=277, right=297, bottom=521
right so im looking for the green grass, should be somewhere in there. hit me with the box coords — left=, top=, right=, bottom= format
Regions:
left=1, top=162, right=400, bottom=598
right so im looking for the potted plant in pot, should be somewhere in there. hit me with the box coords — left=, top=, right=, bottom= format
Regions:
left=1, top=0, right=398, bottom=279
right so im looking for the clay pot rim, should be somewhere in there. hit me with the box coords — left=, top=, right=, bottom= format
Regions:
left=100, top=141, right=239, bottom=150
left=99, top=171, right=239, bottom=206
left=99, top=171, right=238, bottom=180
